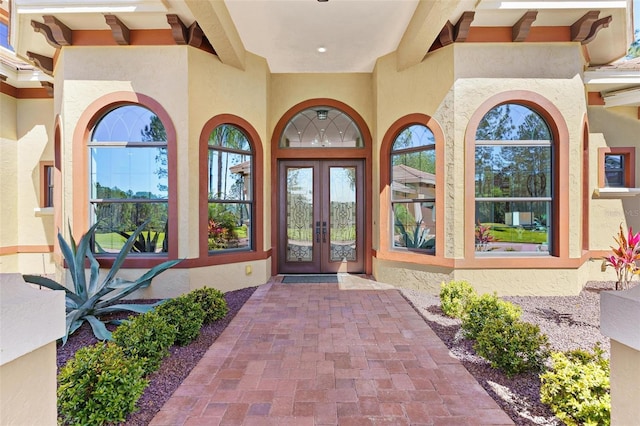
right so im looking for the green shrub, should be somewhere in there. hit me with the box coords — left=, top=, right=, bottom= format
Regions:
left=474, top=317, right=549, bottom=377
left=439, top=280, right=477, bottom=318
left=540, top=347, right=610, bottom=426
left=461, top=293, right=522, bottom=339
left=155, top=294, right=205, bottom=346
left=58, top=342, right=148, bottom=425
left=186, top=286, right=229, bottom=323
left=112, top=311, right=177, bottom=374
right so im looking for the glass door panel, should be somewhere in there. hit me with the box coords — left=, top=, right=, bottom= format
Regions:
left=279, top=160, right=363, bottom=274
left=329, top=166, right=357, bottom=262
left=286, top=167, right=314, bottom=262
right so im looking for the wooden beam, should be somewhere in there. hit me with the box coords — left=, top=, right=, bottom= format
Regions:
left=454, top=11, right=475, bottom=42
left=43, top=15, right=72, bottom=46
left=31, top=20, right=59, bottom=48
left=26, top=51, right=53, bottom=76
left=167, top=14, right=188, bottom=45
left=105, top=15, right=130, bottom=45
left=40, top=81, right=54, bottom=97
left=188, top=21, right=204, bottom=48
left=571, top=10, right=600, bottom=42
left=512, top=10, right=537, bottom=42
left=438, top=21, right=454, bottom=47
left=582, top=15, right=612, bottom=45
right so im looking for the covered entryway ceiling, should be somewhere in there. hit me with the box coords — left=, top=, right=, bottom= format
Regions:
left=4, top=0, right=633, bottom=85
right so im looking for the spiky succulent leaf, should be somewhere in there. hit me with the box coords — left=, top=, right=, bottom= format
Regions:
left=86, top=246, right=101, bottom=298
left=22, top=274, right=84, bottom=306
left=94, top=302, right=163, bottom=316
left=85, top=315, right=112, bottom=341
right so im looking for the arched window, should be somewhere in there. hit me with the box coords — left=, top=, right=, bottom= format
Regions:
left=279, top=106, right=363, bottom=148
left=391, top=124, right=436, bottom=252
left=89, top=105, right=169, bottom=254
left=207, top=124, right=253, bottom=253
left=474, top=103, right=552, bottom=254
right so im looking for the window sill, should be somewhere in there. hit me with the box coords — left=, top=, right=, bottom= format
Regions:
left=34, top=207, right=54, bottom=216
left=593, top=187, right=640, bottom=198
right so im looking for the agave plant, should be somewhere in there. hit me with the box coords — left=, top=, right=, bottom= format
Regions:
left=23, top=221, right=181, bottom=343
left=395, top=218, right=433, bottom=249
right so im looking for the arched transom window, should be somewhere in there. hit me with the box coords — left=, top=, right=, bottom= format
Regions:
left=391, top=124, right=436, bottom=252
left=207, top=124, right=253, bottom=253
left=279, top=107, right=363, bottom=148
left=475, top=103, right=552, bottom=255
left=89, top=105, right=168, bottom=254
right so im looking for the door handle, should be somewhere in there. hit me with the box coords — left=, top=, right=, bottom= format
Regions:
left=316, top=221, right=321, bottom=243
left=322, top=221, right=327, bottom=243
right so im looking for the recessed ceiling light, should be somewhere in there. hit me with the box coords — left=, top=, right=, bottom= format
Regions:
left=317, top=47, right=327, bottom=53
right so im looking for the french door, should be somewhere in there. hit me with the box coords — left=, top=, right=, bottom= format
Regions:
left=278, top=160, right=364, bottom=274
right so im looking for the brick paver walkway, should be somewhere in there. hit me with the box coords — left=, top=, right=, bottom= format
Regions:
left=150, top=280, right=514, bottom=425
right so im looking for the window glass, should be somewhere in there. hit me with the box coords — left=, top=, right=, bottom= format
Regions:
left=475, top=104, right=552, bottom=255
left=280, top=107, right=363, bottom=148
left=207, top=124, right=253, bottom=252
left=0, top=22, right=12, bottom=51
left=44, top=165, right=54, bottom=207
left=89, top=105, right=168, bottom=254
left=604, top=154, right=625, bottom=187
left=391, top=124, right=436, bottom=252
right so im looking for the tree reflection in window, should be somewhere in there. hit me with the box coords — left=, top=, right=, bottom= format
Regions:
left=89, top=105, right=169, bottom=254
left=475, top=104, right=552, bottom=254
left=390, top=124, right=436, bottom=252
left=207, top=124, right=253, bottom=253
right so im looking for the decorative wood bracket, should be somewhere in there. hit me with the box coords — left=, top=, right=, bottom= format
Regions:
left=26, top=51, right=54, bottom=76
left=454, top=11, right=475, bottom=42
left=512, top=10, right=538, bottom=42
left=582, top=15, right=612, bottom=45
left=43, top=15, right=72, bottom=46
left=105, top=15, right=130, bottom=45
left=167, top=14, right=188, bottom=45
left=571, top=10, right=600, bottom=42
left=439, top=21, right=455, bottom=47
left=41, top=81, right=54, bottom=97
left=31, top=20, right=60, bottom=48
left=188, top=21, right=204, bottom=48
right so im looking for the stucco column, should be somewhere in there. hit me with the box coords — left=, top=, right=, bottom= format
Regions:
left=0, top=273, right=65, bottom=425
left=600, top=284, right=640, bottom=424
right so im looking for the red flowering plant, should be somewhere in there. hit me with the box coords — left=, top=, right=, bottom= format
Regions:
left=475, top=220, right=496, bottom=252
left=604, top=224, right=640, bottom=290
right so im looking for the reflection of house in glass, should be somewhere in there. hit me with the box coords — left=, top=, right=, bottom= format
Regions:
left=392, top=164, right=436, bottom=249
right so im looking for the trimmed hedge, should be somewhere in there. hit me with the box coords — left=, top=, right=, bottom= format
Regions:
left=58, top=342, right=148, bottom=425
left=112, top=310, right=177, bottom=374
left=439, top=280, right=477, bottom=318
left=540, top=347, right=610, bottom=426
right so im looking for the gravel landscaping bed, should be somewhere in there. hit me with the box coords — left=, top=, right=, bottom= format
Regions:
left=400, top=280, right=615, bottom=426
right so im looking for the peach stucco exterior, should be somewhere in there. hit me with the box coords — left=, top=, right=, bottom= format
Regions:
left=2, top=5, right=639, bottom=298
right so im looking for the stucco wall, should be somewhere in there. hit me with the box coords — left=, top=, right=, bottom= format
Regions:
left=371, top=43, right=595, bottom=295
left=54, top=46, right=272, bottom=296
left=0, top=342, right=58, bottom=425
left=0, top=93, right=18, bottom=259
left=0, top=93, right=55, bottom=274
left=188, top=49, right=271, bottom=254
left=587, top=106, right=640, bottom=249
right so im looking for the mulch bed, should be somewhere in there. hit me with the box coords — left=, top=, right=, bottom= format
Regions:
left=56, top=286, right=257, bottom=425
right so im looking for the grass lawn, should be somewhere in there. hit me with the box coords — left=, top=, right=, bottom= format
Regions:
left=486, top=223, right=548, bottom=244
